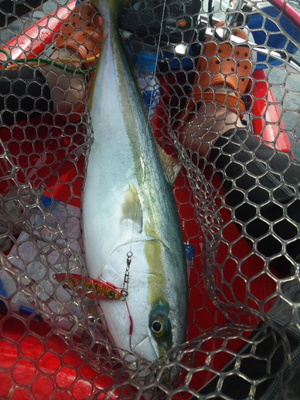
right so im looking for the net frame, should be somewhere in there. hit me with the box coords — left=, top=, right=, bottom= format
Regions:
left=0, top=0, right=300, bottom=399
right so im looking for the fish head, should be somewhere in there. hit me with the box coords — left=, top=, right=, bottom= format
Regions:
left=143, top=238, right=187, bottom=357
left=98, top=239, right=188, bottom=369
left=131, top=300, right=172, bottom=362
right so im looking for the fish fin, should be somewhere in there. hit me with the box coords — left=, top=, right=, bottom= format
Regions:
left=157, top=145, right=182, bottom=185
left=121, top=184, right=143, bottom=232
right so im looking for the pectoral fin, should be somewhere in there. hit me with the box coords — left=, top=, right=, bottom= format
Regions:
left=121, top=184, right=143, bottom=232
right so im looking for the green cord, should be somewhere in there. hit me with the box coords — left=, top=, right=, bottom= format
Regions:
left=0, top=49, right=11, bottom=60
left=0, top=51, right=95, bottom=74
left=36, top=57, right=96, bottom=74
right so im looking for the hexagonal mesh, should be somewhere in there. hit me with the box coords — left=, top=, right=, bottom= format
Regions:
left=0, top=0, right=300, bottom=399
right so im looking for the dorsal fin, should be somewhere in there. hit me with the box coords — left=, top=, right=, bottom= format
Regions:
left=157, top=145, right=182, bottom=185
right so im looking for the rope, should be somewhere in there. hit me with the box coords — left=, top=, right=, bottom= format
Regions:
left=0, top=49, right=98, bottom=75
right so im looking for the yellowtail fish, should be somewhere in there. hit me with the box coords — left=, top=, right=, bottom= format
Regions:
left=82, top=0, right=188, bottom=367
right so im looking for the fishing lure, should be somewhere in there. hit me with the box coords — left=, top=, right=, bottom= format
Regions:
left=53, top=273, right=122, bottom=300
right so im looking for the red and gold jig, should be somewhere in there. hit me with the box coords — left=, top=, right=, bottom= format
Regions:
left=53, top=273, right=122, bottom=300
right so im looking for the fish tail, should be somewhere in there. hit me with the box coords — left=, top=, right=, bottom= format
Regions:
left=91, top=0, right=129, bottom=31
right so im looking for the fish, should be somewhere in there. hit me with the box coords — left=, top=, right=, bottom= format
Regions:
left=82, top=0, right=188, bottom=367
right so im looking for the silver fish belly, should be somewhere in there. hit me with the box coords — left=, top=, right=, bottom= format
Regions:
left=83, top=0, right=188, bottom=365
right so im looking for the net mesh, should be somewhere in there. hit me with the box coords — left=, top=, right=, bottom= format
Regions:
left=0, top=0, right=300, bottom=398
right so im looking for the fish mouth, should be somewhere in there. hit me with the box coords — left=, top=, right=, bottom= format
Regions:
left=150, top=351, right=183, bottom=389
left=130, top=348, right=182, bottom=390
left=133, top=335, right=160, bottom=362
left=133, top=337, right=181, bottom=385
left=118, top=335, right=182, bottom=388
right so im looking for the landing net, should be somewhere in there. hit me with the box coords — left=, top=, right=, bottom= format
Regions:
left=0, top=0, right=300, bottom=399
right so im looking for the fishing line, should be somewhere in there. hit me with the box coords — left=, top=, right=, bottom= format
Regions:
left=123, top=295, right=134, bottom=353
left=145, top=0, right=167, bottom=122
left=154, top=0, right=167, bottom=69
left=122, top=187, right=143, bottom=298
left=121, top=255, right=134, bottom=352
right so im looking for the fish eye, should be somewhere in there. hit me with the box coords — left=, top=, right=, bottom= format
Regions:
left=152, top=320, right=163, bottom=334
left=150, top=314, right=170, bottom=339
left=108, top=291, right=115, bottom=298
